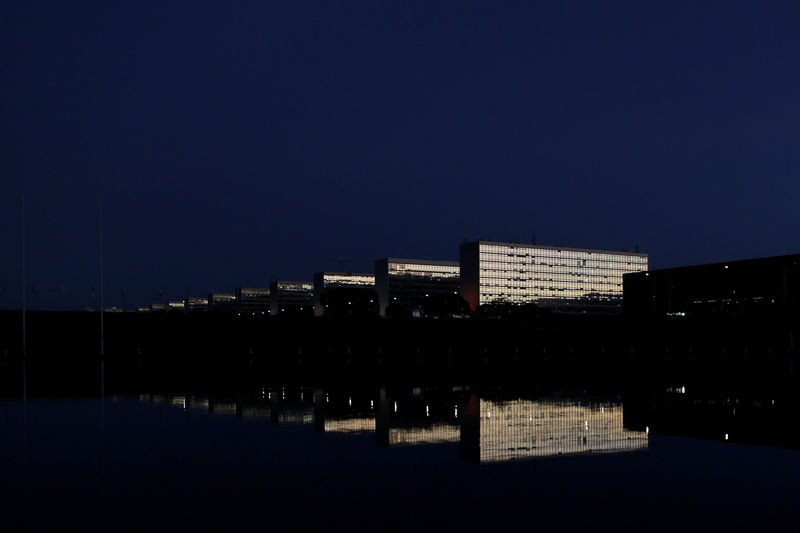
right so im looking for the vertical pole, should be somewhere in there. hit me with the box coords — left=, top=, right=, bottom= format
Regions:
left=21, top=192, right=26, bottom=386
left=99, top=198, right=105, bottom=497
left=21, top=192, right=28, bottom=498
left=99, top=198, right=104, bottom=360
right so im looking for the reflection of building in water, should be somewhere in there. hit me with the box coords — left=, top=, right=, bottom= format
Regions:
left=375, top=388, right=461, bottom=446
left=461, top=395, right=648, bottom=464
left=210, top=401, right=238, bottom=416
left=624, top=384, right=800, bottom=448
left=460, top=241, right=648, bottom=313
left=239, top=405, right=270, bottom=420
left=388, top=424, right=459, bottom=446
left=269, top=388, right=314, bottom=424
left=324, top=417, right=376, bottom=433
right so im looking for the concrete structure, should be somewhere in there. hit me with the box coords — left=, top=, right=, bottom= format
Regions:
left=269, top=281, right=313, bottom=315
left=374, top=257, right=460, bottom=317
left=208, top=292, right=236, bottom=312
left=184, top=297, right=209, bottom=312
left=460, top=241, right=648, bottom=313
left=624, top=253, right=800, bottom=319
left=313, top=272, right=375, bottom=317
left=235, top=288, right=270, bottom=315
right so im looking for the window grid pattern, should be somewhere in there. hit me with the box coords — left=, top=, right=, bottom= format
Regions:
left=323, top=273, right=375, bottom=288
left=478, top=244, right=647, bottom=305
left=479, top=399, right=648, bottom=463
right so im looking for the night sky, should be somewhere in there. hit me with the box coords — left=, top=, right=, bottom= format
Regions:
left=3, top=1, right=800, bottom=310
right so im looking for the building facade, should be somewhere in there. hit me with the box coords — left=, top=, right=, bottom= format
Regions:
left=184, top=297, right=209, bottom=312
left=313, top=272, right=376, bottom=317
left=459, top=241, right=648, bottom=313
left=269, top=281, right=313, bottom=315
left=374, top=258, right=460, bottom=317
left=623, top=253, right=800, bottom=319
left=208, top=292, right=236, bottom=312
left=235, top=287, right=271, bottom=315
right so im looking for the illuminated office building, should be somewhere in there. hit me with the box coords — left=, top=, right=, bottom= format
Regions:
left=235, top=287, right=270, bottom=315
left=313, top=272, right=376, bottom=317
left=184, top=297, right=209, bottom=312
left=459, top=241, right=648, bottom=313
left=208, top=292, right=236, bottom=312
left=374, top=258, right=460, bottom=317
left=269, top=281, right=313, bottom=315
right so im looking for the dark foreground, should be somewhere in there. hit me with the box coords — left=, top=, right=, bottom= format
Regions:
left=1, top=379, right=799, bottom=532
left=0, top=310, right=797, bottom=395
left=1, top=311, right=798, bottom=530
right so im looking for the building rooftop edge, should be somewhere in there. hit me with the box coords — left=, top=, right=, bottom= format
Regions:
left=623, top=252, right=800, bottom=276
left=463, top=241, right=648, bottom=257
left=315, top=272, right=375, bottom=277
left=377, top=257, right=460, bottom=266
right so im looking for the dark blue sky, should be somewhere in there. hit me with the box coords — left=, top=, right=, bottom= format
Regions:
left=3, top=1, right=800, bottom=310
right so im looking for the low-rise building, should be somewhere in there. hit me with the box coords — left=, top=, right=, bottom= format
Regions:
left=184, top=297, right=209, bottom=312
left=374, top=257, right=460, bottom=317
left=208, top=292, right=236, bottom=312
left=313, top=272, right=376, bottom=317
left=269, top=281, right=313, bottom=316
left=623, top=253, right=800, bottom=319
left=235, top=288, right=270, bottom=315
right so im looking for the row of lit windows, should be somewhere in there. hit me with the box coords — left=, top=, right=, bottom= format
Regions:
left=388, top=263, right=460, bottom=276
left=479, top=256, right=646, bottom=269
left=323, top=274, right=375, bottom=287
left=478, top=244, right=646, bottom=261
left=276, top=282, right=313, bottom=291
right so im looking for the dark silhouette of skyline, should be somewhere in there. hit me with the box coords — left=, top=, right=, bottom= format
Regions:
left=4, top=2, right=800, bottom=310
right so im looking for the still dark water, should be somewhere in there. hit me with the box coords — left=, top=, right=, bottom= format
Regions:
left=1, top=383, right=799, bottom=532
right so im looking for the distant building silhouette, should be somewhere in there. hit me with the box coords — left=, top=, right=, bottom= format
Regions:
left=184, top=296, right=208, bottom=312
left=624, top=253, right=800, bottom=319
left=374, top=258, right=460, bottom=317
left=208, top=292, right=236, bottom=312
left=460, top=240, right=648, bottom=314
left=312, top=272, right=375, bottom=317
left=269, top=281, right=313, bottom=316
left=235, top=287, right=270, bottom=315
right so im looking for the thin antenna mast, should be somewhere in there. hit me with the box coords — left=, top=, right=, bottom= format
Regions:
left=100, top=198, right=104, bottom=359
left=21, top=192, right=26, bottom=396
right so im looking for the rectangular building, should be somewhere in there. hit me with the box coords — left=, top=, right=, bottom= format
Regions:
left=623, top=253, right=800, bottom=319
left=269, top=281, right=313, bottom=315
left=184, top=297, right=209, bottom=312
left=459, top=241, right=648, bottom=313
left=374, top=258, right=460, bottom=317
left=208, top=292, right=236, bottom=312
left=313, top=272, right=376, bottom=317
left=235, top=287, right=270, bottom=315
